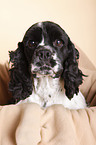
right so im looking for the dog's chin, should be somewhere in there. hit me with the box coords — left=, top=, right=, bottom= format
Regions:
left=32, top=67, right=63, bottom=78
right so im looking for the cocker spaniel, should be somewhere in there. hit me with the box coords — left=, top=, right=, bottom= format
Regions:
left=9, top=21, right=87, bottom=109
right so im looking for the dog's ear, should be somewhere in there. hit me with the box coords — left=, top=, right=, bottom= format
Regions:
left=9, top=42, right=33, bottom=103
left=62, top=38, right=83, bottom=99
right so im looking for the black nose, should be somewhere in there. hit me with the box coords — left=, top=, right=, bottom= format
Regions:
left=37, top=50, right=52, bottom=61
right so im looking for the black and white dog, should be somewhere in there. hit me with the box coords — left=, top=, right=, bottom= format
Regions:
left=9, top=21, right=87, bottom=109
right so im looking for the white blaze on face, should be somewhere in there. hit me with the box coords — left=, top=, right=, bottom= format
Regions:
left=37, top=22, right=45, bottom=46
left=37, top=22, right=42, bottom=27
left=39, top=36, right=45, bottom=46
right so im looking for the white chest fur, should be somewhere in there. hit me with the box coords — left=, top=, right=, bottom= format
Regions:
left=34, top=77, right=64, bottom=101
left=21, top=76, right=87, bottom=109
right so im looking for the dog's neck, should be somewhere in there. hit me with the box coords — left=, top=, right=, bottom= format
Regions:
left=32, top=76, right=65, bottom=104
left=23, top=75, right=87, bottom=109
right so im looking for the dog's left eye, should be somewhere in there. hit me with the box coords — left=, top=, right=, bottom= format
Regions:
left=53, top=39, right=64, bottom=48
left=28, top=40, right=37, bottom=48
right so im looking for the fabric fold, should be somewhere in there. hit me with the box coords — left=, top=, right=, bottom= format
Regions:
left=0, top=103, right=96, bottom=145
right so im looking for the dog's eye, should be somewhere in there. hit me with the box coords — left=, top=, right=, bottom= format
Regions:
left=53, top=39, right=64, bottom=48
left=28, top=40, right=37, bottom=48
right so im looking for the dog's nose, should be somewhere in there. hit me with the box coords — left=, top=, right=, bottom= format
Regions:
left=37, top=50, right=52, bottom=61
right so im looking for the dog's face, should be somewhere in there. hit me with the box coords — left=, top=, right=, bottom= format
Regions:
left=23, top=21, right=70, bottom=78
left=9, top=21, right=83, bottom=102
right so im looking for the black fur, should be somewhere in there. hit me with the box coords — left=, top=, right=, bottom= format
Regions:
left=9, top=42, right=33, bottom=103
left=9, top=21, right=84, bottom=103
left=62, top=38, right=83, bottom=99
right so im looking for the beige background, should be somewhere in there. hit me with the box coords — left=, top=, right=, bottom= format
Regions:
left=0, top=0, right=96, bottom=67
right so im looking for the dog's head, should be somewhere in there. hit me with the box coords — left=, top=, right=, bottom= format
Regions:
left=23, top=22, right=69, bottom=78
left=9, top=21, right=83, bottom=103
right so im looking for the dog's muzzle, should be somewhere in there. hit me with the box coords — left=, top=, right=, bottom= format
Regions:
left=31, top=47, right=63, bottom=77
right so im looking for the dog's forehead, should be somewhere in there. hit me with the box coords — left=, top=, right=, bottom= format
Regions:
left=36, top=21, right=62, bottom=29
left=23, top=21, right=68, bottom=44
left=25, top=21, right=64, bottom=36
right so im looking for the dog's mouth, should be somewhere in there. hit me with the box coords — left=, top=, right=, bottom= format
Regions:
left=32, top=64, right=53, bottom=75
left=31, top=63, right=63, bottom=78
left=40, top=66, right=52, bottom=73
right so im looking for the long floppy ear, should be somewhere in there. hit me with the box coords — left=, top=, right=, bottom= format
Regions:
left=62, top=38, right=83, bottom=99
left=9, top=42, right=33, bottom=103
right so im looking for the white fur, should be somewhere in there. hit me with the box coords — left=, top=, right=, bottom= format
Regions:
left=18, top=76, right=87, bottom=109
left=39, top=37, right=45, bottom=46
left=38, top=22, right=45, bottom=46
left=37, top=22, right=42, bottom=27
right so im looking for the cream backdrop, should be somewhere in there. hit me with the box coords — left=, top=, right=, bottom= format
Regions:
left=0, top=0, right=96, bottom=67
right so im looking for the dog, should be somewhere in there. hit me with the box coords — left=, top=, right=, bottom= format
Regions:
left=9, top=21, right=87, bottom=109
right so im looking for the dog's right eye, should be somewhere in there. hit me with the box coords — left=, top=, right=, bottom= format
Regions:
left=28, top=40, right=37, bottom=48
left=53, top=39, right=64, bottom=48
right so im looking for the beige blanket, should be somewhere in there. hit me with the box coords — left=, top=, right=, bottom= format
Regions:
left=0, top=46, right=96, bottom=145
left=0, top=103, right=96, bottom=145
